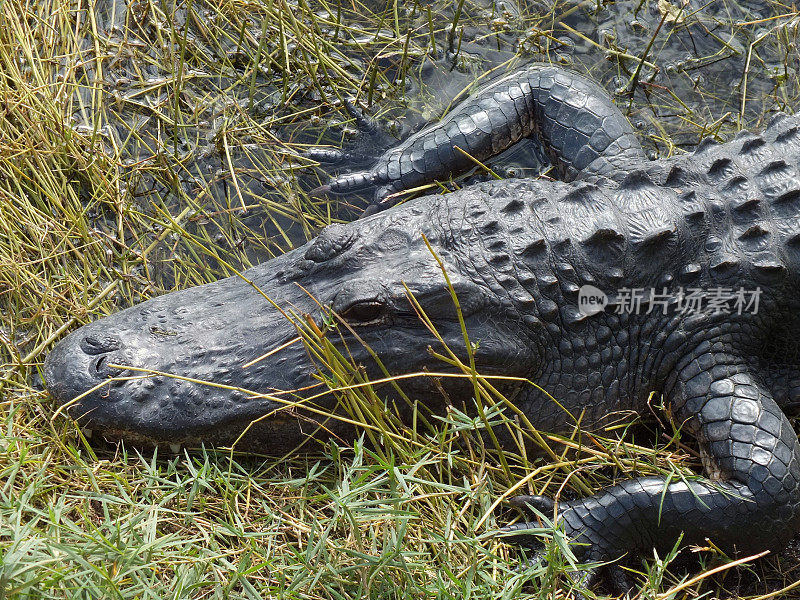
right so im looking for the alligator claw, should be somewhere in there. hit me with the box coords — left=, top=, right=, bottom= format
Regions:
left=501, top=494, right=559, bottom=548
left=341, top=97, right=380, bottom=136
left=498, top=519, right=544, bottom=549
left=360, top=186, right=401, bottom=217
left=361, top=203, right=381, bottom=218
left=501, top=494, right=611, bottom=596
left=302, top=147, right=355, bottom=165
left=565, top=567, right=598, bottom=598
left=308, top=183, right=331, bottom=198
left=606, top=564, right=635, bottom=597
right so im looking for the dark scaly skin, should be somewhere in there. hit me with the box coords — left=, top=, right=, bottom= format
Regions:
left=313, top=63, right=647, bottom=211
left=44, top=64, right=800, bottom=591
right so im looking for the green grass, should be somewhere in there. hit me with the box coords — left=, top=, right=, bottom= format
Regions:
left=2, top=0, right=800, bottom=598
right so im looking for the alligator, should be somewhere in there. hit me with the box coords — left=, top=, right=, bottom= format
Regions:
left=44, top=63, right=800, bottom=589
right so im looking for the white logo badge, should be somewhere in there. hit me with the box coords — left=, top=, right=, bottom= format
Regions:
left=578, top=285, right=608, bottom=316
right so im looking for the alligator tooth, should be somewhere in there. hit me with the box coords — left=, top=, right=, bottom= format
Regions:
left=83, top=428, right=93, bottom=439
left=169, top=443, right=181, bottom=454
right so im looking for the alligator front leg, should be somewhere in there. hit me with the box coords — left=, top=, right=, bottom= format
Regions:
left=315, top=64, right=647, bottom=213
left=504, top=359, right=800, bottom=585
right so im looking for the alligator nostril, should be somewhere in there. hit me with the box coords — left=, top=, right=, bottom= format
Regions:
left=92, top=353, right=129, bottom=385
left=94, top=355, right=123, bottom=379
left=94, top=355, right=109, bottom=377
left=81, top=334, right=121, bottom=355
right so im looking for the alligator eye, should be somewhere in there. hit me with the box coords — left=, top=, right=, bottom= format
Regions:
left=340, top=301, right=385, bottom=325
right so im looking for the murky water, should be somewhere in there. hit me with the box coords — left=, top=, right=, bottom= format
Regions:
left=70, top=0, right=799, bottom=295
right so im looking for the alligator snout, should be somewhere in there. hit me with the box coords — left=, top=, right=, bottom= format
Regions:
left=45, top=321, right=167, bottom=410
left=43, top=249, right=348, bottom=449
left=45, top=326, right=113, bottom=404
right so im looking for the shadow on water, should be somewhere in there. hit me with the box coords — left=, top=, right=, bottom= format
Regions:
left=71, top=0, right=798, bottom=297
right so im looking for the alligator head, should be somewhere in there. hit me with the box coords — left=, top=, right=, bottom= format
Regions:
left=44, top=191, right=541, bottom=451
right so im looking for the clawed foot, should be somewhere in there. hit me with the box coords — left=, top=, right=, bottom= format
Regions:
left=303, top=98, right=399, bottom=209
left=302, top=100, right=381, bottom=166
left=500, top=494, right=635, bottom=598
left=302, top=97, right=384, bottom=166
